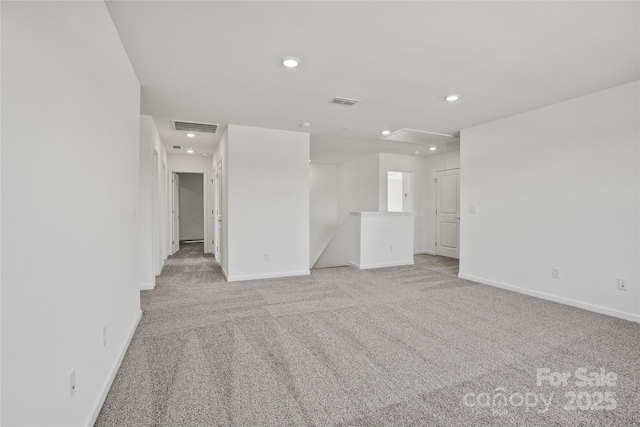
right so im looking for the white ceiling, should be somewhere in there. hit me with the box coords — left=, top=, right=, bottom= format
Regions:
left=106, top=1, right=639, bottom=164
left=152, top=117, right=222, bottom=157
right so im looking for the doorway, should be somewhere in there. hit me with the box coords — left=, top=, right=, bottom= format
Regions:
left=171, top=172, right=205, bottom=254
left=387, top=171, right=413, bottom=212
left=436, top=168, right=460, bottom=258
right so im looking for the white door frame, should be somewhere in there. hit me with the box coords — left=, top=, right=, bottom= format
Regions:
left=170, top=170, right=209, bottom=254
left=152, top=150, right=162, bottom=277
left=214, top=159, right=222, bottom=264
left=171, top=172, right=180, bottom=254
left=164, top=162, right=171, bottom=258
left=436, top=168, right=460, bottom=259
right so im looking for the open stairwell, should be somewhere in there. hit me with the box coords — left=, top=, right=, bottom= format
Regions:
left=313, top=212, right=415, bottom=270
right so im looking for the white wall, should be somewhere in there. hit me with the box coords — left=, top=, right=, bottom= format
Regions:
left=178, top=173, right=204, bottom=240
left=138, top=116, right=155, bottom=290
left=459, top=81, right=639, bottom=322
left=168, top=154, right=213, bottom=253
left=140, top=116, right=169, bottom=284
left=337, top=153, right=380, bottom=221
left=0, top=3, right=3, bottom=421
left=2, top=3, right=142, bottom=426
left=168, top=153, right=212, bottom=173
left=309, top=164, right=338, bottom=267
left=354, top=213, right=415, bottom=269
left=226, top=124, right=310, bottom=281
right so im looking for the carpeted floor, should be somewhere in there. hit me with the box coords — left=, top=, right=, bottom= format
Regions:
left=95, top=243, right=640, bottom=426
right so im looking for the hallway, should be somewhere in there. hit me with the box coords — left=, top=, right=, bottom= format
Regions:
left=95, top=245, right=639, bottom=426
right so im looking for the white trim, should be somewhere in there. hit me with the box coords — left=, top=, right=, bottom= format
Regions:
left=84, top=310, right=142, bottom=427
left=139, top=282, right=154, bottom=291
left=226, top=269, right=310, bottom=282
left=458, top=273, right=640, bottom=323
left=349, top=260, right=414, bottom=270
left=350, top=211, right=415, bottom=217
left=414, top=250, right=436, bottom=255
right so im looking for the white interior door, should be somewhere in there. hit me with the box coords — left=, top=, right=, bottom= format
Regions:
left=215, top=160, right=222, bottom=262
left=436, top=169, right=460, bottom=258
left=172, top=172, right=180, bottom=254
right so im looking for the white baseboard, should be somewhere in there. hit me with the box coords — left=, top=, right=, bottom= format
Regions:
left=414, top=250, right=436, bottom=255
left=458, top=273, right=640, bottom=323
left=227, top=269, right=311, bottom=282
left=84, top=310, right=142, bottom=427
left=139, top=282, right=154, bottom=291
left=349, top=260, right=414, bottom=270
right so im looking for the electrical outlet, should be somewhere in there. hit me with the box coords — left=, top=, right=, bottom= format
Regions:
left=469, top=205, right=477, bottom=214
left=264, top=253, right=269, bottom=261
left=69, top=369, right=77, bottom=399
left=390, top=245, right=394, bottom=252
left=618, top=278, right=628, bottom=291
left=552, top=267, right=561, bottom=279
left=102, top=326, right=107, bottom=347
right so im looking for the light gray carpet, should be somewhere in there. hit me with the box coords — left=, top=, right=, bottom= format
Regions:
left=95, top=243, right=640, bottom=426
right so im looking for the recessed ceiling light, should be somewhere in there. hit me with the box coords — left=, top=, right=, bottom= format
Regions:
left=202, top=153, right=208, bottom=157
left=187, top=149, right=194, bottom=154
left=381, top=130, right=391, bottom=135
left=445, top=94, right=460, bottom=102
left=414, top=151, right=420, bottom=155
left=187, top=133, right=195, bottom=138
left=282, top=57, right=299, bottom=68
left=430, top=146, right=437, bottom=151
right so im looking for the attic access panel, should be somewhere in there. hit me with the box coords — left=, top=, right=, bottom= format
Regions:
left=379, top=128, right=458, bottom=146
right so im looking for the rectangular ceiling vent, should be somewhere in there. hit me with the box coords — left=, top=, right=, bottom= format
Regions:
left=172, top=145, right=181, bottom=149
left=331, top=96, right=361, bottom=106
left=172, top=120, right=219, bottom=134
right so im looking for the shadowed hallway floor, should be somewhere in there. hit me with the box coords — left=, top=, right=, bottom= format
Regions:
left=96, top=243, right=640, bottom=426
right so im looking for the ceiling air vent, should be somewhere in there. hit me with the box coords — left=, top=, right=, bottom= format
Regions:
left=331, top=96, right=361, bottom=106
left=172, top=120, right=219, bottom=134
left=172, top=145, right=181, bottom=149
